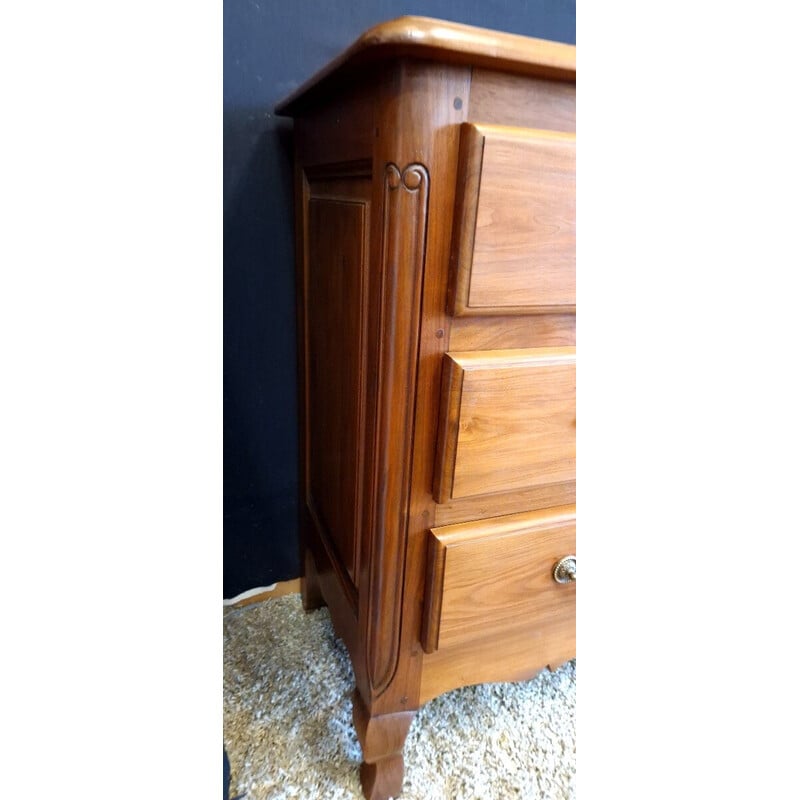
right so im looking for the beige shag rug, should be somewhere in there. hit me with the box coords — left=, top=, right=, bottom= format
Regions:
left=224, top=594, right=576, bottom=800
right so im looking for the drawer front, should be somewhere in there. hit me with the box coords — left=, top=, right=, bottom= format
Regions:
left=449, top=123, right=575, bottom=317
left=421, top=506, right=576, bottom=655
left=433, top=347, right=575, bottom=503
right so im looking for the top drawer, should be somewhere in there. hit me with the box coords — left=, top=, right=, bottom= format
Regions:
left=448, top=123, right=575, bottom=317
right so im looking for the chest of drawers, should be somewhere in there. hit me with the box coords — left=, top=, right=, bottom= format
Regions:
left=276, top=17, right=576, bottom=799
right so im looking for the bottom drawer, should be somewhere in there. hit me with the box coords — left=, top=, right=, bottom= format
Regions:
left=421, top=505, right=576, bottom=655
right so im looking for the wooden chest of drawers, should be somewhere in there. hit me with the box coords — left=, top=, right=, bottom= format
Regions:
left=276, top=17, right=576, bottom=800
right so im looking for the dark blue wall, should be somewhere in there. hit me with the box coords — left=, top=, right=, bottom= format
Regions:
left=223, top=1, right=576, bottom=597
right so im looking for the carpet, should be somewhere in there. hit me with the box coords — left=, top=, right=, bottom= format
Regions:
left=223, top=594, right=576, bottom=800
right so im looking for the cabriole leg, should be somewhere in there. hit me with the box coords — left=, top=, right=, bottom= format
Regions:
left=352, top=691, right=415, bottom=800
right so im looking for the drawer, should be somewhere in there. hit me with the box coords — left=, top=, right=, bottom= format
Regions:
left=421, top=506, right=576, bottom=654
left=433, top=347, right=575, bottom=503
left=448, top=123, right=575, bottom=317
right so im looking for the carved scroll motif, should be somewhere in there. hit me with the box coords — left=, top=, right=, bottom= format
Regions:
left=366, top=162, right=430, bottom=697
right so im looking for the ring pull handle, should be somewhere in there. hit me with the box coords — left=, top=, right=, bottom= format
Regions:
left=553, top=555, right=576, bottom=584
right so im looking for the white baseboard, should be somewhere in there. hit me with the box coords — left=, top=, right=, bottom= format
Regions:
left=223, top=584, right=277, bottom=606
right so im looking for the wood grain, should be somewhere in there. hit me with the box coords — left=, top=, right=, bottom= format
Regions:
left=362, top=159, right=430, bottom=696
left=304, top=504, right=362, bottom=665
left=301, top=549, right=324, bottom=612
left=419, top=619, right=575, bottom=705
left=448, top=313, right=575, bottom=352
left=293, top=102, right=374, bottom=707
left=434, top=348, right=576, bottom=502
left=422, top=505, right=575, bottom=652
left=306, top=188, right=370, bottom=587
left=450, top=123, right=576, bottom=317
left=285, top=22, right=576, bottom=799
left=353, top=690, right=416, bottom=800
left=419, top=530, right=447, bottom=656
left=433, top=480, right=575, bottom=527
left=295, top=84, right=376, bottom=167
left=468, top=68, right=576, bottom=133
left=357, top=60, right=472, bottom=715
left=276, top=16, right=575, bottom=115
left=419, top=506, right=575, bottom=698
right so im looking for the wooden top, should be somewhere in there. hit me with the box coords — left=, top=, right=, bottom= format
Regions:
left=275, top=16, right=576, bottom=116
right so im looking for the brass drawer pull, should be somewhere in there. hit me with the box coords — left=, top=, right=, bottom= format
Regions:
left=553, top=555, right=576, bottom=584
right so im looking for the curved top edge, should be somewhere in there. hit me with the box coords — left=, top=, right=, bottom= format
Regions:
left=275, top=16, right=575, bottom=116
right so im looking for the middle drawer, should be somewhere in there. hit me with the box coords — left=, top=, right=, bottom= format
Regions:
left=433, top=347, right=576, bottom=504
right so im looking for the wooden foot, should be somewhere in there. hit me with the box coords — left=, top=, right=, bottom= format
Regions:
left=301, top=548, right=325, bottom=612
left=360, top=755, right=404, bottom=800
left=352, top=691, right=415, bottom=800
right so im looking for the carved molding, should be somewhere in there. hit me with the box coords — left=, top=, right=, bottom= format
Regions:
left=365, top=162, right=430, bottom=697
left=385, top=162, right=427, bottom=192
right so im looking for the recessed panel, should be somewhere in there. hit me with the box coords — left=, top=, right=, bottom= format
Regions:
left=306, top=189, right=369, bottom=588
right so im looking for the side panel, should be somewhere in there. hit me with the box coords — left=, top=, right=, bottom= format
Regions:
left=302, top=170, right=372, bottom=601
